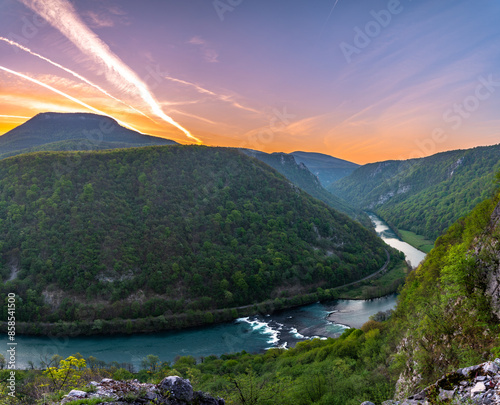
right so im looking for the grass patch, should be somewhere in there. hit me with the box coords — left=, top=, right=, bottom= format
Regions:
left=334, top=260, right=409, bottom=300
left=399, top=229, right=435, bottom=253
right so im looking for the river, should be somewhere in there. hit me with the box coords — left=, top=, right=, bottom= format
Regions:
left=1, top=215, right=425, bottom=369
left=368, top=212, right=426, bottom=268
left=1, top=295, right=398, bottom=370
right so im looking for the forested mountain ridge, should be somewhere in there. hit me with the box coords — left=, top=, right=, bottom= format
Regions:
left=240, top=148, right=367, bottom=224
left=290, top=151, right=360, bottom=187
left=328, top=144, right=500, bottom=240
left=1, top=113, right=365, bottom=224
left=0, top=112, right=177, bottom=160
left=0, top=145, right=396, bottom=334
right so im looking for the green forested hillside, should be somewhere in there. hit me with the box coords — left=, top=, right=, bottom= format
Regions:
left=144, top=174, right=500, bottom=404
left=329, top=144, right=500, bottom=240
left=2, top=171, right=500, bottom=405
left=240, top=149, right=367, bottom=224
left=0, top=145, right=392, bottom=332
left=390, top=177, right=500, bottom=394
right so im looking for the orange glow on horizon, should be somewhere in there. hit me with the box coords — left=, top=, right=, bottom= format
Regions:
left=1, top=84, right=498, bottom=165
left=2, top=106, right=497, bottom=165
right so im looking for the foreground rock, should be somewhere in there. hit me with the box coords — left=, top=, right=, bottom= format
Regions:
left=366, top=359, right=500, bottom=404
left=61, top=376, right=224, bottom=404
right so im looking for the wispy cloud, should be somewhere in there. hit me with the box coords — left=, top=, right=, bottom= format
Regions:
left=188, top=35, right=219, bottom=63
left=169, top=109, right=218, bottom=126
left=164, top=75, right=259, bottom=113
left=0, top=36, right=155, bottom=122
left=0, top=65, right=142, bottom=132
left=84, top=10, right=115, bottom=28
left=17, top=0, right=201, bottom=143
left=188, top=36, right=205, bottom=46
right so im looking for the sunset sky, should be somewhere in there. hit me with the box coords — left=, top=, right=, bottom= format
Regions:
left=1, top=0, right=499, bottom=164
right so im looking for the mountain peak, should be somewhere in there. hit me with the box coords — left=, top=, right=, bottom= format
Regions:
left=0, top=112, right=177, bottom=159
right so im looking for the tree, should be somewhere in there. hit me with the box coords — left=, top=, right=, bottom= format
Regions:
left=43, top=355, right=87, bottom=391
left=229, top=369, right=291, bottom=405
left=141, top=354, right=160, bottom=373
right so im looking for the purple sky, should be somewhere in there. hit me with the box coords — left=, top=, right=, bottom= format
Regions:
left=1, top=0, right=499, bottom=163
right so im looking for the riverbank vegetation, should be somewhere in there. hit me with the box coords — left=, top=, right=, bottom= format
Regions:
left=397, top=229, right=434, bottom=253
left=0, top=322, right=399, bottom=405
left=333, top=260, right=408, bottom=300
left=2, top=251, right=404, bottom=336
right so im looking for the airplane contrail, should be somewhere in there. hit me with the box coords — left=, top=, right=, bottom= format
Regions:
left=164, top=76, right=260, bottom=114
left=326, top=0, right=341, bottom=23
left=0, top=114, right=31, bottom=119
left=166, top=76, right=260, bottom=114
left=319, top=0, right=342, bottom=38
left=0, top=36, right=156, bottom=123
left=17, top=0, right=201, bottom=144
left=0, top=65, right=142, bottom=132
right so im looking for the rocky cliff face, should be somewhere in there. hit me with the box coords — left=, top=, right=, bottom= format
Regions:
left=60, top=376, right=224, bottom=405
left=362, top=358, right=500, bottom=404
left=483, top=201, right=500, bottom=318
left=391, top=197, right=500, bottom=400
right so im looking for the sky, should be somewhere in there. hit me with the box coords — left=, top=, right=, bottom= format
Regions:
left=1, top=0, right=500, bottom=164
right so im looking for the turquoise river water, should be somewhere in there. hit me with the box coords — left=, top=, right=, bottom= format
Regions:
left=1, top=214, right=424, bottom=369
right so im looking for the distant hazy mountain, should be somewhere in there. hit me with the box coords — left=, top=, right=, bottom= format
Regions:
left=0, top=112, right=177, bottom=159
left=240, top=149, right=368, bottom=225
left=291, top=151, right=360, bottom=187
left=329, top=144, right=500, bottom=240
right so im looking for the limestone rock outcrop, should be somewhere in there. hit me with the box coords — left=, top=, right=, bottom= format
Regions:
left=364, top=359, right=500, bottom=404
left=60, top=375, right=224, bottom=405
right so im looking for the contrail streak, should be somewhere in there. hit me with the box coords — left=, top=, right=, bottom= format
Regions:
left=0, top=114, right=31, bottom=119
left=170, top=109, right=218, bottom=125
left=326, top=0, right=341, bottom=23
left=17, top=0, right=201, bottom=144
left=0, top=36, right=155, bottom=123
left=0, top=65, right=142, bottom=132
left=319, top=0, right=342, bottom=38
left=165, top=76, right=259, bottom=114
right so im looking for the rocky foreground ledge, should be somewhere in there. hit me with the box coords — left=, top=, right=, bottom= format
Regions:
left=61, top=375, right=224, bottom=405
left=362, top=359, right=500, bottom=405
